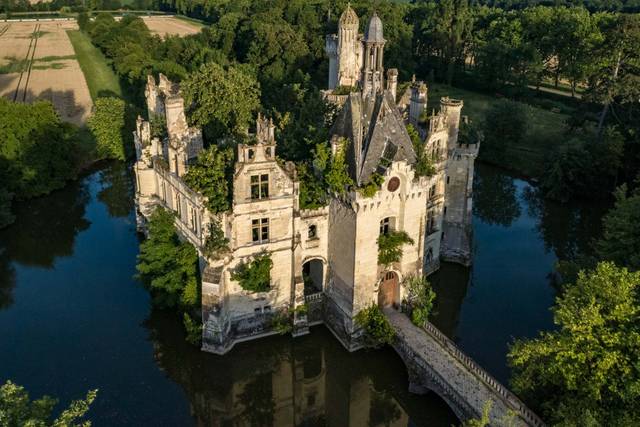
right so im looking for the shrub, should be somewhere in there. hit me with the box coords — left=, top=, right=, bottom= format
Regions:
left=404, top=275, right=436, bottom=327
left=355, top=304, right=395, bottom=348
left=377, top=231, right=414, bottom=266
left=231, top=253, right=273, bottom=293
left=270, top=308, right=293, bottom=335
left=333, top=85, right=357, bottom=95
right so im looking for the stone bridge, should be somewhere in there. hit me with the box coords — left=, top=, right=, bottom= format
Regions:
left=384, top=309, right=545, bottom=427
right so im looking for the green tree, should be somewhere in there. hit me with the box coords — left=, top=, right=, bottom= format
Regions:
left=136, top=207, right=199, bottom=310
left=183, top=145, right=234, bottom=214
left=202, top=219, right=230, bottom=260
left=0, top=380, right=97, bottom=426
left=596, top=184, right=640, bottom=270
left=508, top=262, right=640, bottom=425
left=88, top=97, right=126, bottom=161
left=0, top=98, right=78, bottom=200
left=481, top=100, right=528, bottom=161
left=183, top=62, right=261, bottom=140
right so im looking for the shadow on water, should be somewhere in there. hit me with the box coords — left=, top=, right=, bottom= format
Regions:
left=145, top=310, right=459, bottom=427
left=430, top=162, right=609, bottom=385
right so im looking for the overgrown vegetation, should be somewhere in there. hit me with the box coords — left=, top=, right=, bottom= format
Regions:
left=183, top=145, right=234, bottom=213
left=136, top=207, right=201, bottom=345
left=231, top=253, right=273, bottom=293
left=136, top=207, right=199, bottom=310
left=354, top=304, right=396, bottom=349
left=407, top=124, right=436, bottom=178
left=324, top=139, right=354, bottom=195
left=404, top=275, right=436, bottom=327
left=377, top=231, right=414, bottom=266
left=202, top=219, right=230, bottom=260
left=0, top=380, right=97, bottom=426
left=358, top=173, right=384, bottom=198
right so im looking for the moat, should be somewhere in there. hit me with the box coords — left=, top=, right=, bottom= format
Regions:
left=0, top=162, right=605, bottom=426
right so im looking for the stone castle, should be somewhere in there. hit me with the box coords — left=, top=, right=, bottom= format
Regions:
left=133, top=5, right=479, bottom=355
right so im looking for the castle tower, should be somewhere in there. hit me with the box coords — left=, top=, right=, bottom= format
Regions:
left=363, top=12, right=386, bottom=96
left=409, top=78, right=428, bottom=126
left=336, top=4, right=360, bottom=88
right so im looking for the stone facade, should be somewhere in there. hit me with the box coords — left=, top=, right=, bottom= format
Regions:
left=133, top=6, right=479, bottom=355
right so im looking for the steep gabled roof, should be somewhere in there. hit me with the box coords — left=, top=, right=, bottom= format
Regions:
left=331, top=90, right=417, bottom=186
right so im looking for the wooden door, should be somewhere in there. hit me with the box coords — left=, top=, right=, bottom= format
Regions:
left=378, top=272, right=398, bottom=308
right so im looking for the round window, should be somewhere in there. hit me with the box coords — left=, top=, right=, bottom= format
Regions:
left=387, top=177, right=400, bottom=192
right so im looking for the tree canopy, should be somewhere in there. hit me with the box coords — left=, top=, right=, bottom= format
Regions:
left=509, top=262, right=640, bottom=425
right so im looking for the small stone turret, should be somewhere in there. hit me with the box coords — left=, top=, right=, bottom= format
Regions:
left=440, top=97, right=464, bottom=149
left=409, top=78, right=428, bottom=126
left=386, top=68, right=398, bottom=101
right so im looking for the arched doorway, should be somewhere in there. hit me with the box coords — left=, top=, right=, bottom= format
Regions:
left=302, top=259, right=324, bottom=296
left=378, top=271, right=399, bottom=308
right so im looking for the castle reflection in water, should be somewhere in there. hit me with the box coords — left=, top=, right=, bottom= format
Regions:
left=146, top=311, right=458, bottom=427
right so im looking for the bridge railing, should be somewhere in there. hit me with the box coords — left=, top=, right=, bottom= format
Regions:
left=420, top=320, right=546, bottom=427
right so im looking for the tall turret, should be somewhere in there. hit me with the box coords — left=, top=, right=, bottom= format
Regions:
left=336, top=4, right=360, bottom=88
left=363, top=12, right=386, bottom=96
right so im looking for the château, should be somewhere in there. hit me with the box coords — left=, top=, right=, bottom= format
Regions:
left=133, top=5, right=479, bottom=354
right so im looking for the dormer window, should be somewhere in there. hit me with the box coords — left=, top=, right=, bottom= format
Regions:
left=265, top=147, right=272, bottom=158
left=250, top=174, right=269, bottom=200
left=248, top=149, right=255, bottom=161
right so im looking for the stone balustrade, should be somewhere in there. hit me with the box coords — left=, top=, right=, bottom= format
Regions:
left=385, top=309, right=545, bottom=427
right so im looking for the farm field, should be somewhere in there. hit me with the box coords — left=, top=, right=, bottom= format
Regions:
left=141, top=16, right=202, bottom=37
left=0, top=21, right=92, bottom=125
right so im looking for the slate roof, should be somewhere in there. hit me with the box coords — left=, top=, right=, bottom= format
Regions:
left=331, top=90, right=417, bottom=185
left=365, top=12, right=384, bottom=42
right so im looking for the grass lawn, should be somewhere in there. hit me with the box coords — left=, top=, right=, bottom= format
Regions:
left=67, top=30, right=122, bottom=100
left=429, top=83, right=571, bottom=178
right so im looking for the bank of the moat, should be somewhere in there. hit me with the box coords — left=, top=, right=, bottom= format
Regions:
left=0, top=162, right=605, bottom=425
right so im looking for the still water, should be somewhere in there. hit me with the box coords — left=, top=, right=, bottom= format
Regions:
left=0, top=162, right=604, bottom=425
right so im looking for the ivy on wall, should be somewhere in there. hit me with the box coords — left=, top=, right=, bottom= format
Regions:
left=377, top=230, right=414, bottom=266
